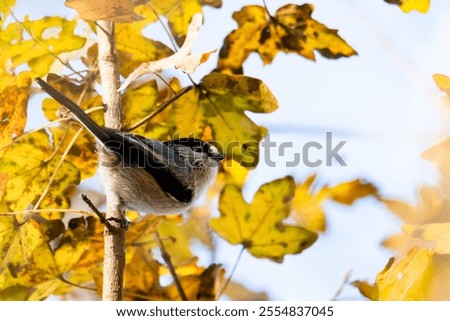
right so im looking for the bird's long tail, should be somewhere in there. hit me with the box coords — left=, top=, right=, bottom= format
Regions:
left=35, top=77, right=110, bottom=143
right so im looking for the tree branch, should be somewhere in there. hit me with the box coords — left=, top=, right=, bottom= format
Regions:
left=154, top=231, right=188, bottom=301
left=96, top=20, right=126, bottom=301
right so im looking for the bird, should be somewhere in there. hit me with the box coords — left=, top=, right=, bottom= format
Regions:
left=35, top=77, right=224, bottom=218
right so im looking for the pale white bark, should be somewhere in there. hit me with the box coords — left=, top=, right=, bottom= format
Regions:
left=96, top=20, right=125, bottom=301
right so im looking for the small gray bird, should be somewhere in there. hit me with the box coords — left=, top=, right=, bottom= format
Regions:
left=36, top=78, right=223, bottom=217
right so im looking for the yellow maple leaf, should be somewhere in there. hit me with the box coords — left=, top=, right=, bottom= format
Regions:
left=0, top=217, right=63, bottom=300
left=385, top=0, right=431, bottom=14
left=123, top=80, right=158, bottom=133
left=433, top=73, right=450, bottom=97
left=65, top=0, right=142, bottom=23
left=0, top=76, right=31, bottom=148
left=0, top=0, right=15, bottom=28
left=0, top=173, right=7, bottom=199
left=403, top=223, right=450, bottom=255
left=41, top=74, right=104, bottom=122
left=351, top=280, right=379, bottom=301
left=217, top=4, right=356, bottom=74
left=54, top=214, right=162, bottom=294
left=0, top=16, right=86, bottom=76
left=115, top=5, right=173, bottom=77
left=328, top=179, right=378, bottom=205
left=156, top=216, right=196, bottom=266
left=292, top=175, right=377, bottom=231
left=164, top=263, right=224, bottom=301
left=291, top=174, right=327, bottom=231
left=150, top=0, right=222, bottom=46
left=50, top=127, right=97, bottom=180
left=167, top=72, right=277, bottom=167
left=382, top=186, right=443, bottom=224
left=224, top=280, right=270, bottom=300
left=196, top=263, right=224, bottom=301
left=0, top=130, right=80, bottom=216
left=209, top=159, right=250, bottom=198
left=354, top=247, right=434, bottom=300
left=152, top=209, right=217, bottom=266
left=422, top=137, right=450, bottom=174
left=211, top=176, right=317, bottom=262
left=377, top=247, right=434, bottom=300
left=123, top=247, right=161, bottom=300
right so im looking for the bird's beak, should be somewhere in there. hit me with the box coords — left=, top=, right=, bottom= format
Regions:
left=212, top=152, right=225, bottom=161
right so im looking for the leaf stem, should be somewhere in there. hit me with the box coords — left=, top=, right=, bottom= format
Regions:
left=218, top=246, right=245, bottom=299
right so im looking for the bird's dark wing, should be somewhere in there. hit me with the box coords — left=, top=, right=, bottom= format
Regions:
left=108, top=132, right=194, bottom=203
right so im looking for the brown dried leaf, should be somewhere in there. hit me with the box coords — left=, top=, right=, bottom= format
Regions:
left=65, top=0, right=143, bottom=23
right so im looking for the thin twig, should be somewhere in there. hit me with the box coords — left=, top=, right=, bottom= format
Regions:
left=218, top=246, right=245, bottom=299
left=0, top=208, right=95, bottom=216
left=147, top=3, right=179, bottom=52
left=47, top=127, right=70, bottom=162
left=136, top=3, right=199, bottom=92
left=155, top=73, right=177, bottom=94
left=127, top=85, right=193, bottom=131
left=33, top=127, right=83, bottom=209
left=10, top=12, right=84, bottom=78
left=80, top=193, right=108, bottom=225
left=154, top=230, right=188, bottom=301
left=65, top=70, right=89, bottom=77
left=59, top=276, right=97, bottom=292
left=331, top=270, right=351, bottom=301
left=0, top=118, right=68, bottom=152
left=0, top=106, right=104, bottom=152
left=94, top=21, right=110, bottom=41
left=131, top=239, right=157, bottom=247
left=262, top=0, right=273, bottom=17
left=132, top=234, right=175, bottom=247
left=186, top=74, right=198, bottom=88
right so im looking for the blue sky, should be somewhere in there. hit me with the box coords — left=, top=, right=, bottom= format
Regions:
left=14, top=0, right=450, bottom=300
